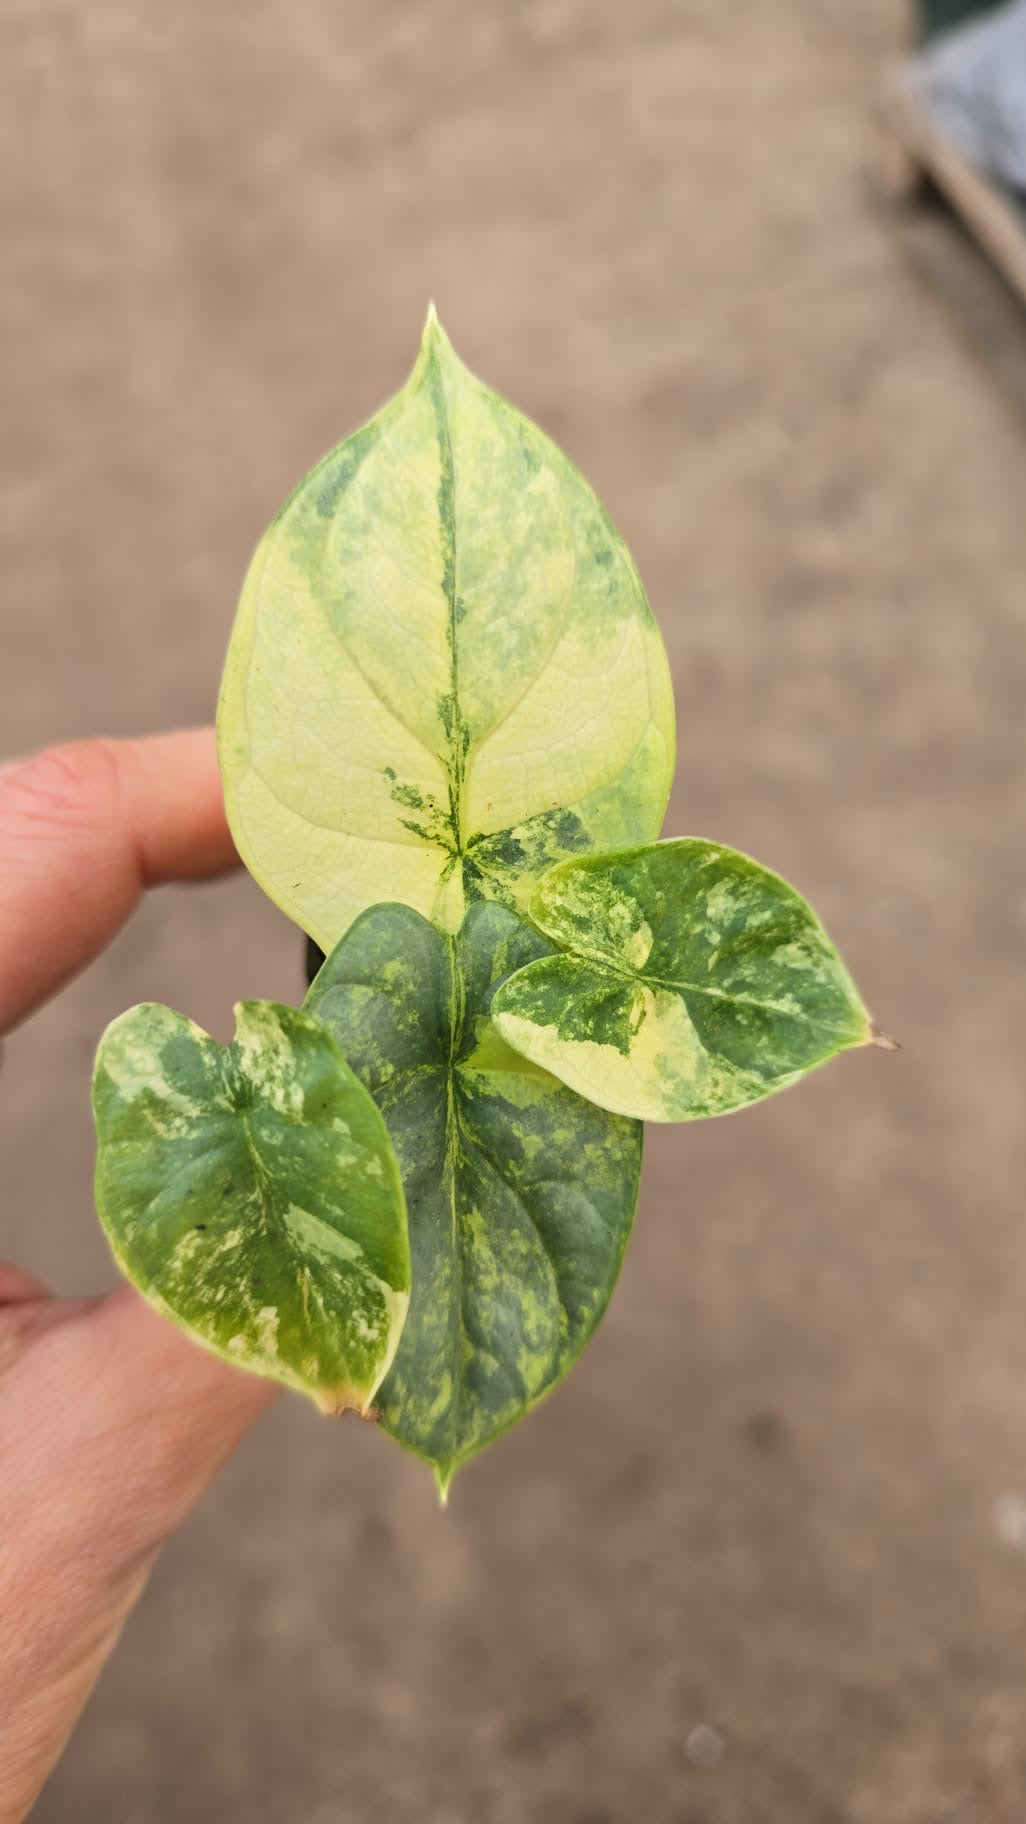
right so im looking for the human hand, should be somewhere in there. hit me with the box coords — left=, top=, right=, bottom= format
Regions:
left=0, top=731, right=279, bottom=1824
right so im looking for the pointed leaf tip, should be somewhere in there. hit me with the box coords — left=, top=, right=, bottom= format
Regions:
left=420, top=299, right=448, bottom=352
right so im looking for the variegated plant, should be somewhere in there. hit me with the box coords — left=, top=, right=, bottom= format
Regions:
left=93, top=309, right=887, bottom=1495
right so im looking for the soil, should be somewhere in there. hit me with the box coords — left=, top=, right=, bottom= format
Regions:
left=3, top=3, right=1026, bottom=1820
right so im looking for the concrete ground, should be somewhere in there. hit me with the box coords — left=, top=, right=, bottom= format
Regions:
left=3, top=3, right=1026, bottom=1819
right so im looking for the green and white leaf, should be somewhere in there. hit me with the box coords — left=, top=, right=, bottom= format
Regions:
left=305, top=900, right=642, bottom=1493
left=218, top=308, right=675, bottom=952
left=92, top=1000, right=410, bottom=1413
left=492, top=840, right=872, bottom=1123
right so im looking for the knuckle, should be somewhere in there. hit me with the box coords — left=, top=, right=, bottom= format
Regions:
left=0, top=738, right=123, bottom=837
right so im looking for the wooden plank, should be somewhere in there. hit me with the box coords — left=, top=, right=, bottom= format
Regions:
left=884, top=72, right=1026, bottom=308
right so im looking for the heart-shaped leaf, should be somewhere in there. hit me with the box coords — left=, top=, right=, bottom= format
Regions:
left=218, top=308, right=675, bottom=952
left=304, top=899, right=642, bottom=1494
left=491, top=840, right=872, bottom=1122
left=92, top=1000, right=410, bottom=1413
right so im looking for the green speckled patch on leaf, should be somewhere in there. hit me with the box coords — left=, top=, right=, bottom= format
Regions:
left=491, top=840, right=872, bottom=1122
left=92, top=1001, right=410, bottom=1413
left=218, top=308, right=675, bottom=951
left=304, top=900, right=642, bottom=1493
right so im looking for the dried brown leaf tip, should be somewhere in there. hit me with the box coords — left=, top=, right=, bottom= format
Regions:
left=869, top=1025, right=901, bottom=1052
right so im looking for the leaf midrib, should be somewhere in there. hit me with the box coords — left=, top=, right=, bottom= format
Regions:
left=546, top=943, right=844, bottom=1023
left=385, top=940, right=564, bottom=1453
left=432, top=340, right=466, bottom=860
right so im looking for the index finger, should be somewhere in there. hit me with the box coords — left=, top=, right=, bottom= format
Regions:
left=0, top=730, right=240, bottom=1034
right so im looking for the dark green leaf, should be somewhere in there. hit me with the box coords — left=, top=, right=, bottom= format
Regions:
left=304, top=900, right=642, bottom=1493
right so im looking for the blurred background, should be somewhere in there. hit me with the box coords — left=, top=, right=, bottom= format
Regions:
left=3, top=2, right=1026, bottom=1819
